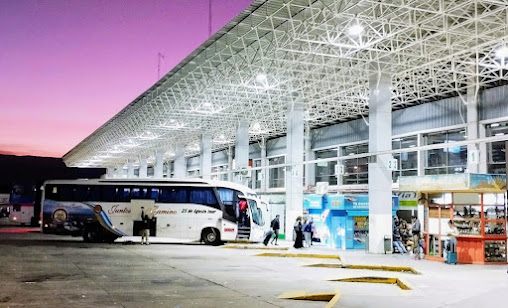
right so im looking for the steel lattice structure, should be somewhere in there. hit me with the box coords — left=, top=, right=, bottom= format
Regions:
left=63, top=0, right=508, bottom=167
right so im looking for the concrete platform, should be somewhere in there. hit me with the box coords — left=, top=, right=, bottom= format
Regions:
left=1, top=228, right=507, bottom=307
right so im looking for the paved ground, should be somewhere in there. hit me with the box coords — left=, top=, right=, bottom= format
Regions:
left=1, top=227, right=507, bottom=308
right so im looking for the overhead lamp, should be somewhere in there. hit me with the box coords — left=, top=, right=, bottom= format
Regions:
left=256, top=73, right=267, bottom=83
left=203, top=102, right=212, bottom=108
left=495, top=46, right=508, bottom=59
left=252, top=122, right=261, bottom=131
left=348, top=24, right=364, bottom=36
left=490, top=123, right=500, bottom=128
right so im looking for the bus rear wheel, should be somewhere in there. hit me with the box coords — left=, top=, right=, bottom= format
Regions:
left=83, top=225, right=101, bottom=243
left=202, top=228, right=221, bottom=246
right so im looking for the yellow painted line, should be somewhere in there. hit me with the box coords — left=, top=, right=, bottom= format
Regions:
left=222, top=245, right=289, bottom=250
left=279, top=290, right=341, bottom=307
left=226, top=240, right=253, bottom=244
left=329, top=276, right=412, bottom=290
left=305, top=263, right=420, bottom=274
left=255, top=252, right=341, bottom=260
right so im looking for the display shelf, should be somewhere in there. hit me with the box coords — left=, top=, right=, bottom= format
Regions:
left=485, top=240, right=507, bottom=263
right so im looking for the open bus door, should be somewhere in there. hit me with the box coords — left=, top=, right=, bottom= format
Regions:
left=246, top=198, right=266, bottom=242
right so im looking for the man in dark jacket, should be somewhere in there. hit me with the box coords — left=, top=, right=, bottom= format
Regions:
left=270, top=215, right=280, bottom=245
left=141, top=209, right=151, bottom=245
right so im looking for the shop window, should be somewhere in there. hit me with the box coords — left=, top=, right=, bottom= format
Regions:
left=315, top=149, right=338, bottom=185
left=424, top=129, right=467, bottom=175
left=341, top=143, right=368, bottom=185
left=268, top=156, right=285, bottom=188
left=392, top=136, right=418, bottom=182
left=486, top=122, right=508, bottom=174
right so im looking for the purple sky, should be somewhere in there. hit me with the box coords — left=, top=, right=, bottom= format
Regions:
left=0, top=0, right=252, bottom=158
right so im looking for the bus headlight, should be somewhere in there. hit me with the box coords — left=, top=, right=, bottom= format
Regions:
left=93, top=205, right=102, bottom=214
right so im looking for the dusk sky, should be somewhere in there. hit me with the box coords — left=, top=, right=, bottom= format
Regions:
left=0, top=0, right=252, bottom=158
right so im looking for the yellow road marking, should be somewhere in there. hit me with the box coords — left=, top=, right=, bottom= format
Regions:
left=305, top=263, right=420, bottom=274
left=279, top=290, right=341, bottom=307
left=329, top=276, right=412, bottom=290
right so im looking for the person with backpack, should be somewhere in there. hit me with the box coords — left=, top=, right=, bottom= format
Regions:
left=270, top=215, right=280, bottom=245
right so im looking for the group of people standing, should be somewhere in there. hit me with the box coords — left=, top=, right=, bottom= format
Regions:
left=392, top=215, right=422, bottom=259
left=293, top=216, right=314, bottom=249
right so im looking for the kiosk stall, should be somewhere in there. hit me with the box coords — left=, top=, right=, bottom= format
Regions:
left=399, top=174, right=507, bottom=264
left=303, top=194, right=399, bottom=250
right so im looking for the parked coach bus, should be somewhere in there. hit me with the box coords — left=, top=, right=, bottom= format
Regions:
left=41, top=178, right=268, bottom=244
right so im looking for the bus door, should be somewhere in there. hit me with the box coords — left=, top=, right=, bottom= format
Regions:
left=131, top=199, right=156, bottom=237
left=246, top=198, right=265, bottom=242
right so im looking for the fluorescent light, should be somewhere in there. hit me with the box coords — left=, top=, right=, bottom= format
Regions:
left=490, top=123, right=500, bottom=128
left=348, top=24, right=364, bottom=36
left=392, top=138, right=402, bottom=142
left=495, top=46, right=508, bottom=59
left=495, top=133, right=504, bottom=136
left=203, top=102, right=212, bottom=107
left=252, top=123, right=261, bottom=131
left=256, top=73, right=267, bottom=83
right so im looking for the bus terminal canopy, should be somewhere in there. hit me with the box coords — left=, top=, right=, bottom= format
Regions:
left=63, top=0, right=508, bottom=167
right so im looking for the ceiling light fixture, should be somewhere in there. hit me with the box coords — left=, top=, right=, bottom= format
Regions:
left=256, top=73, right=267, bottom=83
left=348, top=24, right=364, bottom=36
left=495, top=46, right=508, bottom=58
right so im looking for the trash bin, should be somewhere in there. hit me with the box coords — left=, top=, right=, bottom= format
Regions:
left=384, top=235, right=392, bottom=254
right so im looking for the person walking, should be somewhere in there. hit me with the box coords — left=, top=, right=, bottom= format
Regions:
left=293, top=216, right=304, bottom=249
left=411, top=215, right=421, bottom=259
left=303, top=218, right=313, bottom=248
left=140, top=208, right=151, bottom=245
left=270, top=215, right=280, bottom=245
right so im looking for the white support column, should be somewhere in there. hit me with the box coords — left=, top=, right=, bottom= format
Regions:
left=115, top=165, right=124, bottom=178
left=479, top=124, right=488, bottom=173
left=200, top=133, right=212, bottom=180
left=106, top=167, right=115, bottom=179
left=139, top=156, right=148, bottom=178
left=235, top=121, right=249, bottom=185
left=285, top=100, right=304, bottom=241
left=260, top=138, right=267, bottom=192
left=127, top=161, right=135, bottom=178
left=304, top=123, right=315, bottom=189
left=154, top=151, right=164, bottom=179
left=368, top=71, right=393, bottom=254
left=417, top=133, right=425, bottom=176
left=337, top=147, right=343, bottom=186
left=227, top=146, right=233, bottom=182
left=467, top=85, right=479, bottom=173
left=174, top=143, right=186, bottom=178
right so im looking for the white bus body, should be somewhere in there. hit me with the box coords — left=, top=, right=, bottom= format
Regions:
left=9, top=203, right=34, bottom=225
left=41, top=178, right=267, bottom=244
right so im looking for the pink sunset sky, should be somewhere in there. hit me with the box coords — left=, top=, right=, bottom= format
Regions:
left=0, top=0, right=252, bottom=158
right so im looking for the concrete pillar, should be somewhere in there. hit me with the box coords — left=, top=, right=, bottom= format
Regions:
left=368, top=71, right=393, bottom=254
left=227, top=146, right=233, bottom=182
left=417, top=133, right=425, bottom=176
left=260, top=138, right=267, bottom=191
left=154, top=151, right=164, bottom=178
left=235, top=121, right=249, bottom=185
left=127, top=161, right=135, bottom=178
left=106, top=167, right=115, bottom=179
left=285, top=100, right=304, bottom=241
left=174, top=143, right=186, bottom=178
left=467, top=85, right=479, bottom=173
left=304, top=123, right=315, bottom=188
left=200, top=133, right=212, bottom=179
left=139, top=156, right=148, bottom=178
left=479, top=124, right=488, bottom=173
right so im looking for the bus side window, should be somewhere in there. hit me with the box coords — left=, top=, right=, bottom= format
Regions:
left=89, top=186, right=101, bottom=201
left=115, top=187, right=130, bottom=202
left=149, top=188, right=159, bottom=200
left=189, top=188, right=220, bottom=210
left=101, top=186, right=115, bottom=202
left=59, top=186, right=73, bottom=201
left=159, top=187, right=188, bottom=203
left=13, top=204, right=21, bottom=212
left=74, top=186, right=88, bottom=201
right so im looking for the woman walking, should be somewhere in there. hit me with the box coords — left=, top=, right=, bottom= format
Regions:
left=293, top=216, right=304, bottom=249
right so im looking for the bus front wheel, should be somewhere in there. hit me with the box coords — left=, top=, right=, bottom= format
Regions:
left=202, top=228, right=221, bottom=246
left=83, top=225, right=101, bottom=243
